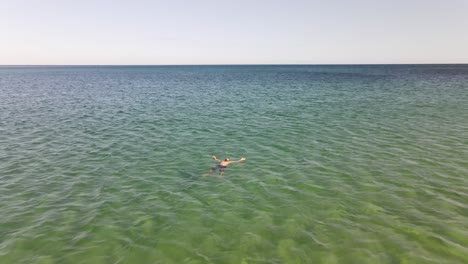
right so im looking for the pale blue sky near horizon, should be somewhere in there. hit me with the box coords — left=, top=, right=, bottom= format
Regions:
left=1, top=0, right=467, bottom=65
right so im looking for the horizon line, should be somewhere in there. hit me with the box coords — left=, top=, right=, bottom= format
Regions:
left=1, top=63, right=467, bottom=67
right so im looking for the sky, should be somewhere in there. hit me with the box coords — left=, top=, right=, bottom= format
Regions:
left=1, top=0, right=467, bottom=65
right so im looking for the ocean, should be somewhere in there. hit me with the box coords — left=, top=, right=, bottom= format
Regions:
left=1, top=65, right=467, bottom=263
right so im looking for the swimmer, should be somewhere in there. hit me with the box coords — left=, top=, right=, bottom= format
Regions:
left=208, top=156, right=246, bottom=175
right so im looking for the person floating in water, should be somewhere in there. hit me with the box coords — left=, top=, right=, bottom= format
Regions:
left=208, top=156, right=246, bottom=175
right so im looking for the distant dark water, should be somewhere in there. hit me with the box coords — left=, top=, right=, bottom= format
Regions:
left=1, top=65, right=467, bottom=263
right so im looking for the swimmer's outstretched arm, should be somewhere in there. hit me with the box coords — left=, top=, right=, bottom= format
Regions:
left=212, top=156, right=221, bottom=162
left=231, top=157, right=246, bottom=163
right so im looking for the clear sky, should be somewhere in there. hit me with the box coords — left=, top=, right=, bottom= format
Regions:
left=1, top=0, right=467, bottom=65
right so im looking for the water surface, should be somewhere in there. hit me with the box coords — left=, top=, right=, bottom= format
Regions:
left=1, top=65, right=467, bottom=263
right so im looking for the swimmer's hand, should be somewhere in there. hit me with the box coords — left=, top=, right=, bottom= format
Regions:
left=240, top=157, right=246, bottom=161
left=212, top=156, right=218, bottom=160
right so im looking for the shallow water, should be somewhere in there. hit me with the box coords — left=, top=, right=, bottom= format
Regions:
left=1, top=65, right=467, bottom=263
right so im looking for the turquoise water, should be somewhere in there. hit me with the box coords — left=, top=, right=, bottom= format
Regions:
left=1, top=65, right=467, bottom=263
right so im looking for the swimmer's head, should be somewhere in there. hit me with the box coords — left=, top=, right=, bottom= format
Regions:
left=225, top=157, right=231, bottom=161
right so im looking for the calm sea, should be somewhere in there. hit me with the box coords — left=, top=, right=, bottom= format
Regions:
left=1, top=65, right=467, bottom=263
